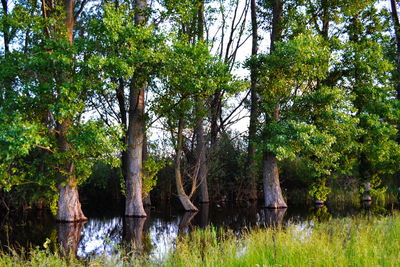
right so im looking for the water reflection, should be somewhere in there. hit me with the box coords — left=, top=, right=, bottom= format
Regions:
left=77, top=217, right=122, bottom=257
left=198, top=203, right=209, bottom=228
left=124, top=217, right=146, bottom=252
left=0, top=201, right=399, bottom=262
left=57, top=222, right=85, bottom=257
left=261, top=208, right=287, bottom=227
left=309, top=206, right=332, bottom=222
left=178, top=212, right=197, bottom=235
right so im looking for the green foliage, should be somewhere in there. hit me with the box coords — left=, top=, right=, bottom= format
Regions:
left=0, top=1, right=124, bottom=210
left=143, top=156, right=166, bottom=196
left=308, top=179, right=331, bottom=202
left=359, top=177, right=388, bottom=203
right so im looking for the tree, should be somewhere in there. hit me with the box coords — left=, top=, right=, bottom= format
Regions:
left=341, top=2, right=400, bottom=200
left=390, top=0, right=400, bottom=186
left=0, top=0, right=121, bottom=221
left=152, top=39, right=235, bottom=210
left=261, top=0, right=287, bottom=208
left=246, top=0, right=260, bottom=201
left=84, top=1, right=165, bottom=217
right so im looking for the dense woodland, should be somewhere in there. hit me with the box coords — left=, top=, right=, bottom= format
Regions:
left=1, top=0, right=400, bottom=222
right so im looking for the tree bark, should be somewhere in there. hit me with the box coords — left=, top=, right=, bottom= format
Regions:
left=262, top=0, right=287, bottom=209
left=116, top=78, right=128, bottom=182
left=125, top=80, right=147, bottom=217
left=125, top=0, right=148, bottom=217
left=263, top=151, right=287, bottom=208
left=195, top=115, right=209, bottom=203
left=321, top=0, right=329, bottom=40
left=175, top=119, right=198, bottom=211
left=56, top=0, right=87, bottom=222
left=390, top=0, right=400, bottom=185
left=195, top=0, right=209, bottom=203
left=246, top=0, right=260, bottom=201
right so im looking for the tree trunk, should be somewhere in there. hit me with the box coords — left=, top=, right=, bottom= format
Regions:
left=57, top=177, right=87, bottom=222
left=263, top=151, right=287, bottom=208
left=195, top=0, right=209, bottom=203
left=175, top=119, right=198, bottom=211
left=56, top=120, right=87, bottom=222
left=262, top=0, right=287, bottom=209
left=246, top=0, right=260, bottom=201
left=125, top=80, right=147, bottom=217
left=210, top=90, right=221, bottom=145
left=390, top=0, right=400, bottom=186
left=125, top=0, right=148, bottom=217
left=195, top=115, right=209, bottom=203
left=56, top=2, right=87, bottom=222
left=116, top=78, right=128, bottom=182
left=321, top=0, right=329, bottom=40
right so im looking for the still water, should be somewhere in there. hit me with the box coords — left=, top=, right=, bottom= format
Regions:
left=0, top=201, right=397, bottom=262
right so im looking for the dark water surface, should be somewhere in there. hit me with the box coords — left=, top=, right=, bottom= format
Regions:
left=0, top=201, right=398, bottom=262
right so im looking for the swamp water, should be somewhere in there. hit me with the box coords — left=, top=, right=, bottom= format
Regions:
left=0, top=201, right=398, bottom=263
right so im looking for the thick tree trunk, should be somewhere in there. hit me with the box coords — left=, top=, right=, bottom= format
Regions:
left=390, top=0, right=400, bottom=185
left=125, top=0, right=148, bottom=217
left=54, top=0, right=87, bottom=223
left=175, top=119, right=198, bottom=211
left=263, top=151, right=287, bottom=208
left=56, top=120, right=87, bottom=222
left=125, top=81, right=147, bottom=217
left=57, top=177, right=87, bottom=222
left=262, top=0, right=287, bottom=209
left=247, top=0, right=260, bottom=201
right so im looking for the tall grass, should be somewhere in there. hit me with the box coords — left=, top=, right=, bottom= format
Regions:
left=164, top=213, right=400, bottom=267
left=1, top=213, right=399, bottom=266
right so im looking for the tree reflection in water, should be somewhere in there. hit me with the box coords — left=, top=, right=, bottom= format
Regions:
left=261, top=208, right=287, bottom=227
left=123, top=217, right=147, bottom=255
left=57, top=222, right=86, bottom=257
left=2, top=202, right=397, bottom=263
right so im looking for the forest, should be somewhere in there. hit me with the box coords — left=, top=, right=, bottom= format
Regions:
left=1, top=0, right=400, bottom=266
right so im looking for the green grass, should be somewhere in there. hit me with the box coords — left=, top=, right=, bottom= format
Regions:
left=1, top=213, right=400, bottom=266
